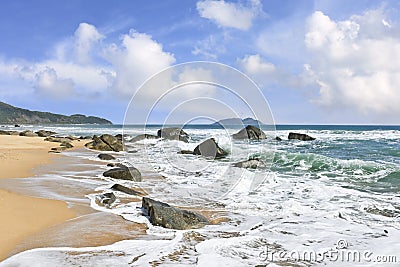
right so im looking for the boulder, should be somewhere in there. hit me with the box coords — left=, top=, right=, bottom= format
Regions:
left=0, top=130, right=11, bottom=135
left=233, top=158, right=266, bottom=169
left=157, top=127, right=189, bottom=143
left=19, top=130, right=38, bottom=137
left=115, top=134, right=123, bottom=141
left=107, top=163, right=127, bottom=168
left=96, top=192, right=116, bottom=207
left=275, top=136, right=282, bottom=141
left=14, top=124, right=20, bottom=127
left=60, top=141, right=73, bottom=148
left=100, top=134, right=124, bottom=152
left=35, top=130, right=57, bottom=137
left=193, top=138, right=228, bottom=159
left=44, top=137, right=71, bottom=143
left=178, top=150, right=194, bottom=155
left=98, top=153, right=116, bottom=160
left=111, top=184, right=142, bottom=196
left=288, top=132, right=315, bottom=141
left=103, top=166, right=142, bottom=182
left=130, top=134, right=160, bottom=142
left=66, top=135, right=78, bottom=141
left=232, top=125, right=266, bottom=140
left=142, top=197, right=209, bottom=230
left=50, top=147, right=67, bottom=152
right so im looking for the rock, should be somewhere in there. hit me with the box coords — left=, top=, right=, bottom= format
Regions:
left=14, top=124, right=20, bottom=127
left=288, top=132, right=315, bottom=141
left=130, top=134, right=160, bottom=142
left=60, top=141, right=73, bottom=148
left=232, top=125, right=266, bottom=140
left=98, top=153, right=116, bottom=160
left=233, top=158, right=266, bottom=169
left=103, top=166, right=142, bottom=182
left=44, top=136, right=71, bottom=143
left=275, top=136, right=282, bottom=141
left=193, top=138, right=228, bottom=159
left=35, top=130, right=57, bottom=137
left=0, top=130, right=11, bottom=135
left=50, top=147, right=67, bottom=152
left=178, top=150, right=194, bottom=154
left=66, top=135, right=78, bottom=141
left=142, top=197, right=209, bottom=230
left=107, top=163, right=127, bottom=168
left=115, top=134, right=123, bottom=141
left=19, top=130, right=38, bottom=137
left=111, top=184, right=142, bottom=196
left=157, top=127, right=189, bottom=143
left=80, top=135, right=93, bottom=140
left=85, top=135, right=113, bottom=151
left=96, top=192, right=116, bottom=207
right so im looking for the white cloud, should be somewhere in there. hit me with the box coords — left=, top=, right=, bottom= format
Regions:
left=34, top=67, right=75, bottom=98
left=105, top=30, right=175, bottom=97
left=74, top=22, right=104, bottom=64
left=196, top=0, right=261, bottom=30
left=237, top=54, right=279, bottom=88
left=303, top=9, right=400, bottom=116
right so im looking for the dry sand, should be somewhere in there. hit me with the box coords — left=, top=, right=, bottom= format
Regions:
left=0, top=135, right=76, bottom=261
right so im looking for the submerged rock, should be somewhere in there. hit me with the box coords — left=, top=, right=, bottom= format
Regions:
left=130, top=134, right=160, bottom=142
left=233, top=158, right=266, bottom=169
left=98, top=153, right=116, bottom=160
left=275, top=136, right=282, bottom=141
left=232, top=125, right=266, bottom=140
left=35, top=130, right=57, bottom=137
left=111, top=184, right=142, bottom=196
left=142, top=197, right=209, bottom=230
left=157, top=127, right=189, bottom=143
left=96, top=192, right=116, bottom=207
left=103, top=166, right=142, bottom=182
left=193, top=138, right=228, bottom=159
left=288, top=132, right=315, bottom=141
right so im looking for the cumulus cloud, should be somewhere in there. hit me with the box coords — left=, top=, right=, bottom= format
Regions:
left=196, top=0, right=262, bottom=30
left=74, top=22, right=104, bottom=64
left=34, top=67, right=75, bottom=98
left=237, top=54, right=276, bottom=87
left=303, top=9, right=400, bottom=115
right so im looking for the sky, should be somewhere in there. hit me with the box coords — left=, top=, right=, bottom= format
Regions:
left=1, top=0, right=400, bottom=124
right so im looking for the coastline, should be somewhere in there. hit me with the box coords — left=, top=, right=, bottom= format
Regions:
left=0, top=135, right=77, bottom=261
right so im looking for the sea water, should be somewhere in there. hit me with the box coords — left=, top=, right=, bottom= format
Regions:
left=1, top=124, right=399, bottom=266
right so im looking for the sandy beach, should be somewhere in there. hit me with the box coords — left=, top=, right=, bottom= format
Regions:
left=0, top=135, right=77, bottom=261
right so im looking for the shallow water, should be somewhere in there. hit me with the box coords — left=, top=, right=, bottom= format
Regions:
left=1, top=124, right=400, bottom=266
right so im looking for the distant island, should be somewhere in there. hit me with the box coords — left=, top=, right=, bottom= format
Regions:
left=0, top=101, right=112, bottom=124
left=211, top=117, right=263, bottom=126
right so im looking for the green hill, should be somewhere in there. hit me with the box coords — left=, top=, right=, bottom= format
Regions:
left=0, top=101, right=112, bottom=124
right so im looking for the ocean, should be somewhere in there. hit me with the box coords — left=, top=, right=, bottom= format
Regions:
left=1, top=124, right=399, bottom=266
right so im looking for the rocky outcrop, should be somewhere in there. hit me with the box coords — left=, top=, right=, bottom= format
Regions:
left=233, top=158, right=266, bottom=169
left=85, top=134, right=123, bottom=152
left=96, top=192, right=116, bottom=207
left=157, top=127, right=189, bottom=143
left=232, top=125, right=266, bottom=140
left=142, top=197, right=209, bottom=230
left=103, top=166, right=142, bottom=182
left=35, top=130, right=57, bottom=137
left=0, top=130, right=19, bottom=135
left=111, top=184, right=142, bottom=196
left=98, top=153, right=116, bottom=160
left=130, top=134, right=160, bottom=142
left=288, top=132, right=315, bottom=141
left=193, top=138, right=228, bottom=159
left=44, top=136, right=71, bottom=143
left=19, top=130, right=38, bottom=137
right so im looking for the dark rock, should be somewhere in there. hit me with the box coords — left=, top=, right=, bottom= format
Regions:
left=111, top=184, right=142, bottom=196
left=35, top=130, right=57, bottom=137
left=130, top=134, right=160, bottom=142
left=98, top=153, right=116, bottom=160
left=65, top=135, right=78, bottom=141
left=107, top=163, right=127, bottom=168
left=96, top=192, right=116, bottom=207
left=103, top=166, right=142, bottom=182
left=178, top=150, right=194, bottom=154
left=193, top=138, right=228, bottom=159
left=80, top=136, right=93, bottom=140
left=115, top=134, right=123, bottom=141
left=14, top=124, right=20, bottom=127
left=142, top=197, right=209, bottom=230
left=100, top=134, right=124, bottom=152
left=44, top=136, right=71, bottom=143
left=233, top=158, right=266, bottom=169
left=288, top=132, right=315, bottom=141
left=60, top=141, right=73, bottom=148
left=0, top=130, right=11, bottom=135
left=157, top=127, right=189, bottom=143
left=232, top=125, right=266, bottom=140
left=50, top=147, right=67, bottom=152
left=85, top=135, right=113, bottom=151
left=19, top=130, right=38, bottom=137
left=275, top=136, right=282, bottom=141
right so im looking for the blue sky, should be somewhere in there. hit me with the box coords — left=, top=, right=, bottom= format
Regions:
left=1, top=0, right=399, bottom=124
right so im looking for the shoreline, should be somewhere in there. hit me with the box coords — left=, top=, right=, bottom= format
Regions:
left=0, top=135, right=78, bottom=261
